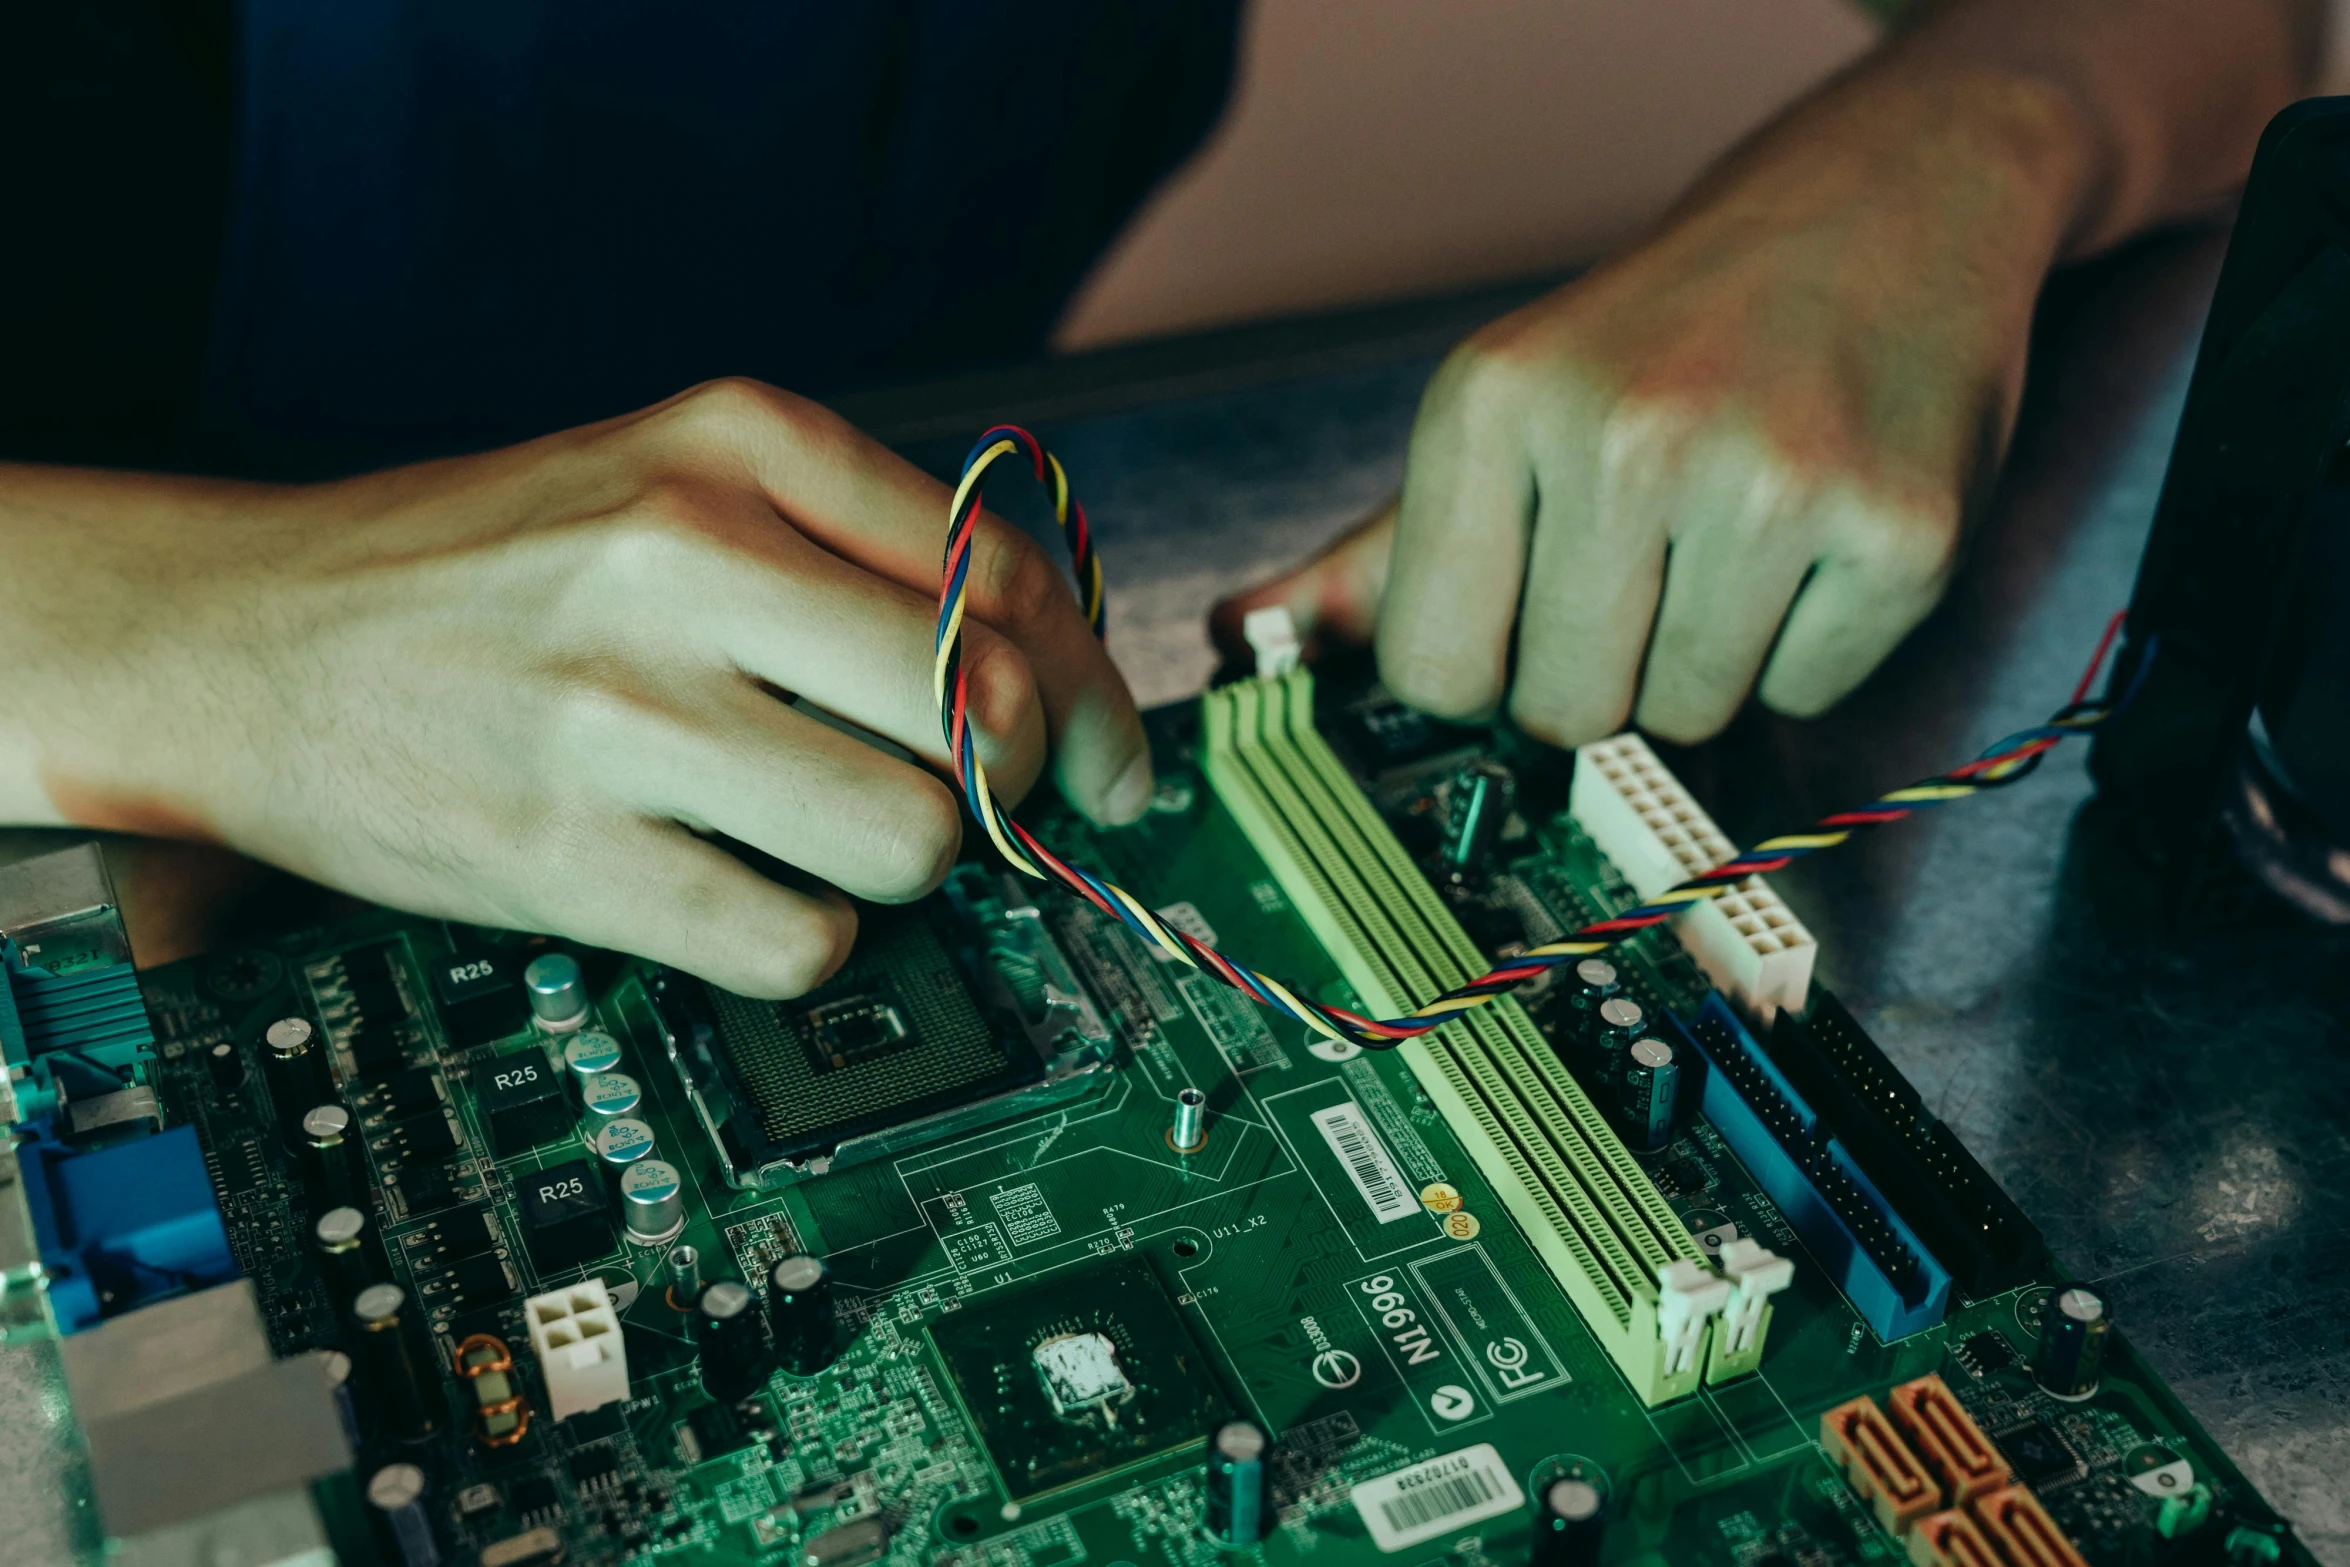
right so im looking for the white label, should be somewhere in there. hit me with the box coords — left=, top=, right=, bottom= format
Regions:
left=1350, top=1443, right=1524, bottom=1552
left=1311, top=1103, right=1415, bottom=1223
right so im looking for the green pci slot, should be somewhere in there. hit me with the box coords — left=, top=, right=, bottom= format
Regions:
left=1202, top=670, right=1758, bottom=1404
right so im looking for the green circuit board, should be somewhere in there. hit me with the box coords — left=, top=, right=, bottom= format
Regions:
left=100, top=680, right=2313, bottom=1567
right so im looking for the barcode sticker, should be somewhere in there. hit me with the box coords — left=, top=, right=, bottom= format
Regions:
left=1350, top=1443, right=1525, bottom=1551
left=1311, top=1103, right=1416, bottom=1223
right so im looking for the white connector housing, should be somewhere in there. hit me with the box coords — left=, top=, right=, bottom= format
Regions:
left=1656, top=1258, right=1730, bottom=1376
left=1716, top=1238, right=1795, bottom=1356
left=524, top=1278, right=629, bottom=1421
left=1570, top=732, right=1816, bottom=1022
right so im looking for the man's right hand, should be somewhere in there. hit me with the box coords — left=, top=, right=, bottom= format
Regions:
left=0, top=379, right=1152, bottom=996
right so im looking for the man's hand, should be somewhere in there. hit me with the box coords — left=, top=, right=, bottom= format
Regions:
left=1218, top=0, right=2314, bottom=746
left=0, top=379, right=1152, bottom=996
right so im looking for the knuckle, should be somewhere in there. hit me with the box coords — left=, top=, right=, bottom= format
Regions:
left=745, top=904, right=856, bottom=998
left=963, top=635, right=1039, bottom=738
left=973, top=531, right=1065, bottom=630
left=858, top=776, right=962, bottom=903
left=1509, top=683, right=1627, bottom=750
left=1380, top=647, right=1496, bottom=725
left=543, top=678, right=657, bottom=760
left=1850, top=496, right=1958, bottom=588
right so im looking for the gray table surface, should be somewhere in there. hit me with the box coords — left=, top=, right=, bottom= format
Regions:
left=7, top=227, right=2347, bottom=1562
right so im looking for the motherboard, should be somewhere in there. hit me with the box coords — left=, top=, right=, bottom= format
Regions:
left=0, top=669, right=2316, bottom=1567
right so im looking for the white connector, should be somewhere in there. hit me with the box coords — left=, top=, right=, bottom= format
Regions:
left=1656, top=1258, right=1731, bottom=1376
left=1569, top=732, right=1816, bottom=1022
left=1242, top=605, right=1302, bottom=677
left=524, top=1278, right=629, bottom=1421
left=1715, top=1238, right=1795, bottom=1356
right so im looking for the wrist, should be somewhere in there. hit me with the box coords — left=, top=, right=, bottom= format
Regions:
left=0, top=465, right=293, bottom=836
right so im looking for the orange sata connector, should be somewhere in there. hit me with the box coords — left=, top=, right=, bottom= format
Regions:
left=1888, top=1374, right=2010, bottom=1505
left=1972, top=1485, right=2090, bottom=1567
left=1907, top=1508, right=2002, bottom=1567
left=1822, top=1394, right=1942, bottom=1536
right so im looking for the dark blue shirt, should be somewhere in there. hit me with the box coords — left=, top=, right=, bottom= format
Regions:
left=2, top=2, right=1240, bottom=477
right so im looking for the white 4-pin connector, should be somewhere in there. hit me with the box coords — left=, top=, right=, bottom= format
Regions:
left=1570, top=733, right=1816, bottom=1022
left=525, top=1278, right=630, bottom=1421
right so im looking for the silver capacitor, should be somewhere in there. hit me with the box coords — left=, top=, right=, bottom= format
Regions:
left=524, top=952, right=589, bottom=1032
left=366, top=1462, right=441, bottom=1567
left=562, top=1027, right=623, bottom=1080
left=593, top=1116, right=656, bottom=1175
left=579, top=1072, right=642, bottom=1126
left=620, top=1158, right=687, bottom=1246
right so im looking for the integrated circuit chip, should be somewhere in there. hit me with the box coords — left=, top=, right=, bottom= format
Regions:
left=1033, top=1331, right=1131, bottom=1418
left=675, top=909, right=1039, bottom=1177
left=930, top=1256, right=1229, bottom=1499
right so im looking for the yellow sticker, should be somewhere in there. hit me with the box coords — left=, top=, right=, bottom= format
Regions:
left=1419, top=1182, right=1462, bottom=1215
left=1443, top=1211, right=1481, bottom=1241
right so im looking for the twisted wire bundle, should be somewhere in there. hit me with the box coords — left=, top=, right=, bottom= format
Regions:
left=934, top=425, right=2144, bottom=1051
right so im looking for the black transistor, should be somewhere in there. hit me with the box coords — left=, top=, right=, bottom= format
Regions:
left=475, top=1047, right=572, bottom=1156
left=380, top=1067, right=442, bottom=1121
left=443, top=1252, right=515, bottom=1313
left=435, top=948, right=532, bottom=1048
left=518, top=1158, right=613, bottom=1274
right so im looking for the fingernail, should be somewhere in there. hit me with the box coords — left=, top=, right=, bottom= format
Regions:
left=1103, top=750, right=1155, bottom=825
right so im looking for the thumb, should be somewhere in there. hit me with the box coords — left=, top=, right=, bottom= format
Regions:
left=1210, top=501, right=1397, bottom=666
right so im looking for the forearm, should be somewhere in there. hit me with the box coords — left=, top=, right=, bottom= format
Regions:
left=1888, top=0, right=2319, bottom=255
left=0, top=463, right=295, bottom=830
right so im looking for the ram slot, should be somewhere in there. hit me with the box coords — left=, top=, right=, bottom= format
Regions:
left=1201, top=671, right=1715, bottom=1405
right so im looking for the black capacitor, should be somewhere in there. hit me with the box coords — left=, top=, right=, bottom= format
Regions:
left=322, top=1349, right=363, bottom=1454
left=1619, top=1038, right=1680, bottom=1153
left=2033, top=1284, right=2111, bottom=1397
left=366, top=1462, right=441, bottom=1567
left=1203, top=1420, right=1270, bottom=1547
left=767, top=1254, right=839, bottom=1376
left=298, top=1103, right=367, bottom=1214
left=1441, top=761, right=1515, bottom=874
left=695, top=1280, right=771, bottom=1403
left=351, top=1283, right=441, bottom=1440
left=1567, top=958, right=1619, bottom=1012
left=1531, top=1478, right=1605, bottom=1567
left=261, top=1016, right=334, bottom=1147
left=315, top=1205, right=389, bottom=1305
left=205, top=1040, right=245, bottom=1092
left=1596, top=995, right=1645, bottom=1049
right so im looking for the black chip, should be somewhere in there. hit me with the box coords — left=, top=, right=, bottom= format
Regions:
left=509, top=1473, right=562, bottom=1521
left=218, top=1137, right=270, bottom=1199
left=475, top=1048, right=572, bottom=1156
left=564, top=1404, right=626, bottom=1442
left=395, top=1162, right=456, bottom=1215
left=684, top=1400, right=752, bottom=1460
left=341, top=945, right=408, bottom=1019
left=1957, top=1330, right=2020, bottom=1377
left=381, top=1067, right=442, bottom=1120
left=518, top=1158, right=612, bottom=1274
left=445, top=1252, right=514, bottom=1312
left=348, top=1019, right=407, bottom=1079
left=1997, top=1420, right=2084, bottom=1488
left=568, top=1442, right=620, bottom=1485
left=1661, top=1159, right=1708, bottom=1195
left=437, top=949, right=531, bottom=1048
left=421, top=1204, right=497, bottom=1262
